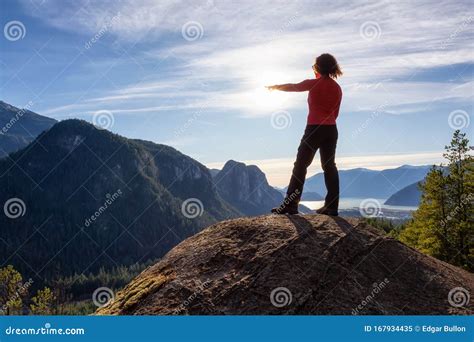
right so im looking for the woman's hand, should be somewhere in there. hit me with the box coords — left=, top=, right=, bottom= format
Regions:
left=265, top=85, right=280, bottom=91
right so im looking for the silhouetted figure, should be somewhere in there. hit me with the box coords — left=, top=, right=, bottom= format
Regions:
left=267, top=53, right=343, bottom=216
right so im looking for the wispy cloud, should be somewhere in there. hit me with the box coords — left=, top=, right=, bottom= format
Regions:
left=5, top=0, right=472, bottom=177
left=26, top=0, right=473, bottom=119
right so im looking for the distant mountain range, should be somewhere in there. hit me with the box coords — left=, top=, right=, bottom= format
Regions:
left=303, top=165, right=432, bottom=199
left=384, top=181, right=422, bottom=206
left=276, top=188, right=324, bottom=201
left=0, top=119, right=239, bottom=279
left=0, top=100, right=434, bottom=281
left=0, top=101, right=295, bottom=280
left=0, top=101, right=57, bottom=157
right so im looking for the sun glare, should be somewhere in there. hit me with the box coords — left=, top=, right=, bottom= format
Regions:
left=251, top=71, right=291, bottom=111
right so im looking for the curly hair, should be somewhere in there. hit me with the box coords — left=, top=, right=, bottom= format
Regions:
left=315, top=53, right=343, bottom=79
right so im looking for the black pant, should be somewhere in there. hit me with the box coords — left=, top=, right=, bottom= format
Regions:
left=286, top=125, right=339, bottom=211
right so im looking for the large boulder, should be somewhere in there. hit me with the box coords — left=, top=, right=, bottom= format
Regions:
left=97, top=214, right=474, bottom=315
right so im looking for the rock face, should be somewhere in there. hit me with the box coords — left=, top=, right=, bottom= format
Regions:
left=0, top=119, right=238, bottom=279
left=97, top=214, right=474, bottom=315
left=214, top=160, right=284, bottom=216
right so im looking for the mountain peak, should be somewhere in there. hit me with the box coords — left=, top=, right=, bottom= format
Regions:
left=214, top=160, right=283, bottom=215
left=0, top=117, right=238, bottom=279
left=0, top=100, right=57, bottom=157
left=47, top=118, right=109, bottom=137
left=97, top=214, right=473, bottom=315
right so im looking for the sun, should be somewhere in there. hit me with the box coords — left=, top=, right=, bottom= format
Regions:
left=251, top=71, right=291, bottom=110
left=252, top=87, right=289, bottom=109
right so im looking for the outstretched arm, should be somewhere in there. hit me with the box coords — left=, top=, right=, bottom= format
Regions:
left=266, top=84, right=300, bottom=91
left=266, top=79, right=316, bottom=92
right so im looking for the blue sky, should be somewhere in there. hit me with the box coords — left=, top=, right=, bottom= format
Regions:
left=1, top=0, right=472, bottom=186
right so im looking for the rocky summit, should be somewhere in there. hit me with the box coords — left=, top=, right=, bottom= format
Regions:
left=97, top=214, right=474, bottom=315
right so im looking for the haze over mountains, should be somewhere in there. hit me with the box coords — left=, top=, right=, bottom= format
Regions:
left=303, top=165, right=431, bottom=200
left=384, top=181, right=422, bottom=206
left=0, top=100, right=432, bottom=281
left=0, top=102, right=294, bottom=280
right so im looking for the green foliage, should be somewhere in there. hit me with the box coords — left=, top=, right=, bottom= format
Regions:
left=0, top=265, right=27, bottom=315
left=57, top=300, right=97, bottom=315
left=0, top=262, right=151, bottom=315
left=53, top=262, right=153, bottom=301
left=399, top=130, right=473, bottom=271
left=364, top=217, right=406, bottom=234
left=0, top=119, right=238, bottom=281
left=30, top=287, right=55, bottom=315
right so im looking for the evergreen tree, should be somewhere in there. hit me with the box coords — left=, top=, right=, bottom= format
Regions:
left=400, top=130, right=473, bottom=271
left=443, top=130, right=474, bottom=268
left=0, top=265, right=26, bottom=315
left=30, top=287, right=55, bottom=315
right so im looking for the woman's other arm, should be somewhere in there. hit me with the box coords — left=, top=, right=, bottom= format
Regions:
left=266, top=79, right=317, bottom=92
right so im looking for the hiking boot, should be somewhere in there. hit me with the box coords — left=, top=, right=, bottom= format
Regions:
left=315, top=207, right=338, bottom=216
left=271, top=204, right=299, bottom=215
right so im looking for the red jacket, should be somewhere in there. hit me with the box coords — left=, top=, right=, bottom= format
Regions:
left=291, top=77, right=342, bottom=125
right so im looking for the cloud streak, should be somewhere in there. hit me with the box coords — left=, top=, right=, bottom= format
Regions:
left=31, top=0, right=473, bottom=119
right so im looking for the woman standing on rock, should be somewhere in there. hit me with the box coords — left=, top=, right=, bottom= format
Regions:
left=267, top=53, right=343, bottom=216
